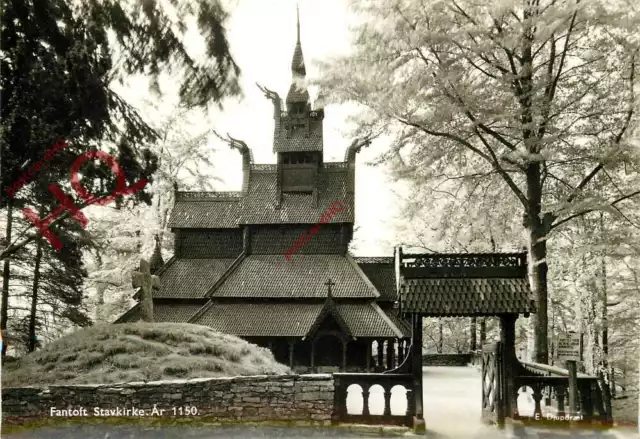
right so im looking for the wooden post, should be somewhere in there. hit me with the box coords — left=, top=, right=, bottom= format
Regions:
left=288, top=340, right=295, bottom=369
left=411, top=314, right=425, bottom=432
left=366, top=342, right=371, bottom=372
left=398, top=340, right=405, bottom=364
left=500, top=315, right=517, bottom=419
left=310, top=340, right=316, bottom=372
left=479, top=317, right=487, bottom=346
left=362, top=385, right=370, bottom=416
left=556, top=385, right=566, bottom=416
left=377, top=339, right=384, bottom=369
left=386, top=338, right=394, bottom=370
left=470, top=317, right=477, bottom=351
left=342, top=340, right=348, bottom=371
left=567, top=360, right=578, bottom=417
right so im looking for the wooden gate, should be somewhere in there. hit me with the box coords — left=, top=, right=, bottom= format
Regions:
left=481, top=342, right=505, bottom=425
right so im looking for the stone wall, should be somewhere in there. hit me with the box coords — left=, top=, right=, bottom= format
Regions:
left=2, top=374, right=334, bottom=425
left=422, top=353, right=472, bottom=366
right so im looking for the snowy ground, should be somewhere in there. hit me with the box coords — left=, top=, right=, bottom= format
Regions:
left=347, top=366, right=638, bottom=439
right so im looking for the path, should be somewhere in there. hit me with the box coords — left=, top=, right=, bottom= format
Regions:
left=420, top=365, right=637, bottom=439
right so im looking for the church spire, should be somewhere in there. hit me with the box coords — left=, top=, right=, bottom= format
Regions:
left=296, top=4, right=300, bottom=43
left=287, top=4, right=309, bottom=110
left=291, top=4, right=305, bottom=77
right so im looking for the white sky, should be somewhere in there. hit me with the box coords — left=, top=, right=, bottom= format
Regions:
left=115, top=0, right=406, bottom=256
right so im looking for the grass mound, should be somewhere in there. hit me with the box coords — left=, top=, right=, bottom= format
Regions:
left=2, top=323, right=291, bottom=387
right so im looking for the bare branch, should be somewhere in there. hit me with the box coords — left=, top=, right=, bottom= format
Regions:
left=551, top=189, right=640, bottom=230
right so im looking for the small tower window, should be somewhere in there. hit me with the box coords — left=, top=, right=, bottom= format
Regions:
left=282, top=152, right=315, bottom=164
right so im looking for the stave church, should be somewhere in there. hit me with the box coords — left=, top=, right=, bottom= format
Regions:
left=116, top=14, right=412, bottom=373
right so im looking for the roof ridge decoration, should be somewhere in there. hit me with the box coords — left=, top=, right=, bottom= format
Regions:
left=213, top=131, right=253, bottom=193
left=257, top=83, right=282, bottom=123
left=213, top=130, right=254, bottom=164
left=344, top=136, right=374, bottom=163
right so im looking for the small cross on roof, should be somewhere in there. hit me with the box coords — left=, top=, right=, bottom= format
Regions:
left=324, top=278, right=335, bottom=298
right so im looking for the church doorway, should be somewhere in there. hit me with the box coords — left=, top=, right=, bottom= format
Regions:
left=314, top=333, right=343, bottom=369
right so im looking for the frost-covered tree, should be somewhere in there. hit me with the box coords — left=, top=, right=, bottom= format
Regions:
left=85, top=107, right=219, bottom=323
left=1, top=0, right=240, bottom=356
left=316, top=0, right=640, bottom=363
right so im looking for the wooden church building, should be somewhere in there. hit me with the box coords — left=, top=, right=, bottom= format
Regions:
left=116, top=15, right=411, bottom=373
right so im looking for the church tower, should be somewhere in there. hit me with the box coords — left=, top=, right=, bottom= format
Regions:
left=118, top=7, right=411, bottom=374
left=274, top=6, right=325, bottom=194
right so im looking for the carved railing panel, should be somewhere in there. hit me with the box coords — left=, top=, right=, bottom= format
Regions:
left=175, top=191, right=243, bottom=201
left=404, top=253, right=526, bottom=268
left=514, top=374, right=610, bottom=424
left=332, top=373, right=413, bottom=427
left=401, top=252, right=527, bottom=278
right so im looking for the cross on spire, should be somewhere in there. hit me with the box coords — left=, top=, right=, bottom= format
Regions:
left=324, top=278, right=335, bottom=299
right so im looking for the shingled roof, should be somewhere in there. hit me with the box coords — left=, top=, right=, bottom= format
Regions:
left=169, top=165, right=352, bottom=229
left=400, top=252, right=534, bottom=316
left=190, top=301, right=408, bottom=338
left=274, top=118, right=323, bottom=152
left=115, top=303, right=202, bottom=324
left=402, top=278, right=533, bottom=316
left=354, top=257, right=397, bottom=302
left=210, top=254, right=379, bottom=299
left=152, top=258, right=237, bottom=299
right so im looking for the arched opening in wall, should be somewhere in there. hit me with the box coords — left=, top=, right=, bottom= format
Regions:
left=345, top=384, right=363, bottom=415
left=516, top=385, right=535, bottom=417
left=367, top=384, right=385, bottom=415
left=389, top=385, right=408, bottom=416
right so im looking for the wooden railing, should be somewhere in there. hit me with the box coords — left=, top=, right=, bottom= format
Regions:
left=514, top=362, right=611, bottom=424
left=332, top=373, right=414, bottom=427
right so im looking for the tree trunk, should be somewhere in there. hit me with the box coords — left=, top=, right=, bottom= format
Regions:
left=470, top=317, right=477, bottom=351
left=600, top=215, right=608, bottom=360
left=525, top=163, right=549, bottom=364
left=28, top=238, right=43, bottom=352
left=1, top=199, right=13, bottom=358
left=93, top=251, right=106, bottom=323
left=479, top=317, right=486, bottom=346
